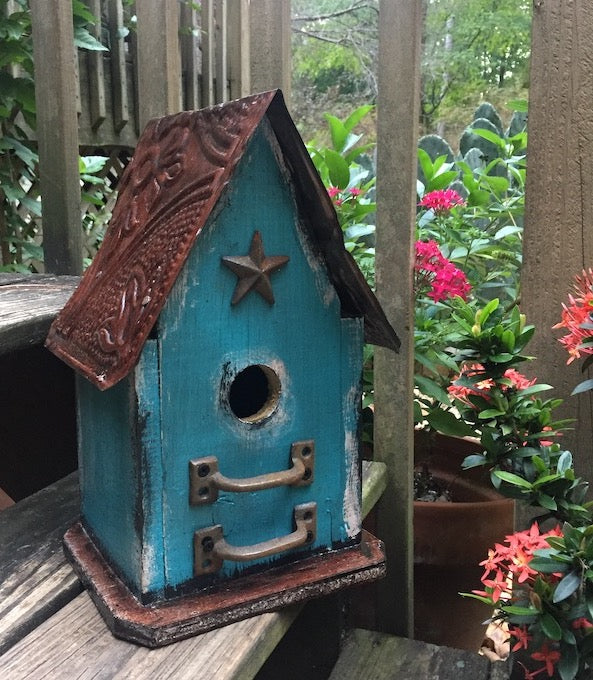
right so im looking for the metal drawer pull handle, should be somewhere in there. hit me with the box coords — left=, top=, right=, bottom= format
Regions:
left=189, top=440, right=314, bottom=505
left=194, top=503, right=317, bottom=575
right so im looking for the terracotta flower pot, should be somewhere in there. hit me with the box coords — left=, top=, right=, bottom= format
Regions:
left=414, top=431, right=515, bottom=651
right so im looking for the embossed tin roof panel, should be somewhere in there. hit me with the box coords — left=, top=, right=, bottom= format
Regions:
left=47, top=90, right=399, bottom=390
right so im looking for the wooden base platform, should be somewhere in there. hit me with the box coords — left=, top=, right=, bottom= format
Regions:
left=64, top=522, right=386, bottom=648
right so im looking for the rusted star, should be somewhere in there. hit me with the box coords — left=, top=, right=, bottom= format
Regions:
left=222, top=231, right=289, bottom=305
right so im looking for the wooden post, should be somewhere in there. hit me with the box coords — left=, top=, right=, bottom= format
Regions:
left=136, top=1, right=182, bottom=130
left=522, top=1, right=593, bottom=489
left=249, top=0, right=291, bottom=102
left=373, top=0, right=423, bottom=636
left=228, top=0, right=251, bottom=100
left=30, top=0, right=82, bottom=275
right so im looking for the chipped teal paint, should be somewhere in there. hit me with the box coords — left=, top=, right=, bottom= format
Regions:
left=157, top=121, right=363, bottom=588
left=77, top=340, right=166, bottom=597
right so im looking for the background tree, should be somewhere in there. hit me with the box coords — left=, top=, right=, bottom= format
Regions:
left=291, top=0, right=531, bottom=140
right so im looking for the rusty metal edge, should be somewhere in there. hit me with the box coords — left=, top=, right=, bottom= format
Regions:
left=63, top=521, right=386, bottom=648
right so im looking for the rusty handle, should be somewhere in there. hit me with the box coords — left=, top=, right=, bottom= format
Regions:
left=194, top=503, right=317, bottom=575
left=189, top=441, right=314, bottom=505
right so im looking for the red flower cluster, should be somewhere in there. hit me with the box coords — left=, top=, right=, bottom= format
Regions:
left=414, top=240, right=471, bottom=302
left=553, top=269, right=593, bottom=364
left=418, top=188, right=466, bottom=214
left=448, top=363, right=536, bottom=405
left=475, top=524, right=566, bottom=679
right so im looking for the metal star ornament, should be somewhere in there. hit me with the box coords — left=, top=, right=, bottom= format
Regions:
left=222, top=231, right=289, bottom=305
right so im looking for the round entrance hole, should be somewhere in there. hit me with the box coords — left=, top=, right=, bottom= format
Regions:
left=228, top=364, right=281, bottom=423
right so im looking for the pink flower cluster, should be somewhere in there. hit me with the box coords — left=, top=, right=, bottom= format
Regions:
left=418, top=189, right=466, bottom=214
left=414, top=240, right=471, bottom=302
left=327, top=186, right=364, bottom=207
left=475, top=524, right=567, bottom=679
left=553, top=269, right=593, bottom=364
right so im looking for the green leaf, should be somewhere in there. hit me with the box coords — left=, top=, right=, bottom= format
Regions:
left=557, top=451, right=573, bottom=475
left=73, top=26, right=108, bottom=51
left=558, top=643, right=579, bottom=680
left=536, top=493, right=558, bottom=511
left=417, top=148, right=435, bottom=184
left=571, top=379, right=593, bottom=396
left=478, top=408, right=505, bottom=419
left=324, top=114, right=348, bottom=153
left=425, top=409, right=476, bottom=437
left=461, top=454, right=487, bottom=470
left=324, top=149, right=350, bottom=188
left=414, top=374, right=451, bottom=405
left=493, top=471, right=532, bottom=489
left=342, top=105, right=374, bottom=134
left=540, top=612, right=562, bottom=640
left=495, top=225, right=523, bottom=239
left=553, top=571, right=582, bottom=603
left=472, top=127, right=506, bottom=150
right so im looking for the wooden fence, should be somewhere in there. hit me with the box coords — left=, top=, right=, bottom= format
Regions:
left=28, top=0, right=291, bottom=275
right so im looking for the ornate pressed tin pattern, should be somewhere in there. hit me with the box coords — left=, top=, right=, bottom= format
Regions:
left=47, top=90, right=399, bottom=390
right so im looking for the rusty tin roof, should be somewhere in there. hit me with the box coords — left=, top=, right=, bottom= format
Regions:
left=46, top=90, right=399, bottom=390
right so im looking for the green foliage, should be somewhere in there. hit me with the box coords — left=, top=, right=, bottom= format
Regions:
left=0, top=0, right=111, bottom=272
left=422, top=0, right=531, bottom=129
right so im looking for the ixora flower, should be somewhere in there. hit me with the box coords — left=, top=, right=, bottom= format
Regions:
left=448, top=363, right=536, bottom=406
left=554, top=269, right=593, bottom=364
left=414, top=239, right=471, bottom=302
left=470, top=523, right=593, bottom=680
left=418, top=188, right=466, bottom=214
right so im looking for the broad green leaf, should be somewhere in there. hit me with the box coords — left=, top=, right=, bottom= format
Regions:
left=536, top=493, right=558, bottom=511
left=425, top=409, right=476, bottom=437
left=571, top=379, right=593, bottom=396
left=417, top=148, right=434, bottom=184
left=553, top=570, right=582, bottom=603
left=493, top=471, right=532, bottom=489
left=478, top=408, right=505, bottom=419
left=324, top=149, right=350, bottom=188
left=343, top=105, right=374, bottom=134
left=461, top=454, right=487, bottom=470
left=414, top=374, right=451, bottom=405
left=557, top=451, right=573, bottom=475
left=324, top=114, right=348, bottom=153
left=558, top=643, right=579, bottom=680
left=73, top=27, right=108, bottom=51
left=472, top=127, right=506, bottom=149
left=495, top=225, right=523, bottom=239
left=427, top=170, right=458, bottom=192
left=540, top=612, right=562, bottom=640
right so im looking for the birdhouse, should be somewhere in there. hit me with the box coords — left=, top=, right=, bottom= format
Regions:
left=46, top=90, right=399, bottom=647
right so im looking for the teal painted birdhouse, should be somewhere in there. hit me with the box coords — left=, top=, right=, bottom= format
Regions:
left=46, top=90, right=399, bottom=647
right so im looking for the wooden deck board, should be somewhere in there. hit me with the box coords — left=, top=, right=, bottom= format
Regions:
left=0, top=275, right=78, bottom=354
left=0, top=593, right=300, bottom=679
left=328, top=629, right=510, bottom=680
left=0, top=473, right=81, bottom=655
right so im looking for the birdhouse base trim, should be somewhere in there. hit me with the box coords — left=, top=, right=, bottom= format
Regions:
left=63, top=521, right=385, bottom=648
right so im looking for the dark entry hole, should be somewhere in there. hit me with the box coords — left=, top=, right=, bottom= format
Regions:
left=228, top=364, right=280, bottom=423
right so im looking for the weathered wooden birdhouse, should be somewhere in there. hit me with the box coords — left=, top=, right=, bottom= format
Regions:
left=46, top=90, right=399, bottom=647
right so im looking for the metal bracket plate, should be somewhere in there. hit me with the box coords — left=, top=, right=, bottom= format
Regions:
left=194, top=502, right=317, bottom=576
left=189, top=440, right=315, bottom=505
